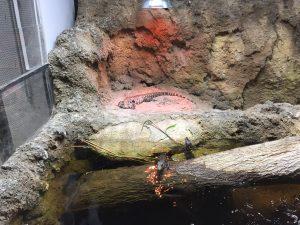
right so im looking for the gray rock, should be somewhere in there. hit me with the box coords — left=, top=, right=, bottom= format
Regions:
left=1, top=0, right=300, bottom=223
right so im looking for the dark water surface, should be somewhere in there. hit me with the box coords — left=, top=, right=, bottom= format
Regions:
left=60, top=184, right=300, bottom=225
left=24, top=149, right=300, bottom=225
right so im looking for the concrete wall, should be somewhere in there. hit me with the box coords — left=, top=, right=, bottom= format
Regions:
left=37, top=0, right=75, bottom=54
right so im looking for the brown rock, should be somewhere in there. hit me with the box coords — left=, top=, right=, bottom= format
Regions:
left=50, top=0, right=300, bottom=109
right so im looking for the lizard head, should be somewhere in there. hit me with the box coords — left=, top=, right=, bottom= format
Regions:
left=118, top=100, right=136, bottom=109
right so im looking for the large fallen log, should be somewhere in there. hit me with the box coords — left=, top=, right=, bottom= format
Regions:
left=68, top=136, right=300, bottom=211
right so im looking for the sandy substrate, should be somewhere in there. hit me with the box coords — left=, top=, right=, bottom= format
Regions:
left=105, top=86, right=212, bottom=113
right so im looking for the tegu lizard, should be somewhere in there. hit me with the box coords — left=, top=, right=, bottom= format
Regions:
left=118, top=91, right=191, bottom=109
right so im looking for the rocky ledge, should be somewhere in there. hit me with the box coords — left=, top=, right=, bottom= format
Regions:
left=0, top=100, right=299, bottom=223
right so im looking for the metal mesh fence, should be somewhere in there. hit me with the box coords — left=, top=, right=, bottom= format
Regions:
left=0, top=98, right=13, bottom=165
left=0, top=0, right=52, bottom=165
left=0, top=0, right=25, bottom=87
left=14, top=0, right=46, bottom=69
left=0, top=66, right=53, bottom=165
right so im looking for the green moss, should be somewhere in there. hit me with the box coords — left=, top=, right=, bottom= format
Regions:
left=203, top=139, right=246, bottom=150
left=22, top=146, right=93, bottom=225
left=171, top=139, right=247, bottom=161
left=25, top=158, right=92, bottom=225
left=172, top=147, right=223, bottom=161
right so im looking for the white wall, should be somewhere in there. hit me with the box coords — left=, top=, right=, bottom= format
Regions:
left=37, top=0, right=75, bottom=54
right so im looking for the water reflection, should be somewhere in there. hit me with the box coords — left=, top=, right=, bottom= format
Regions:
left=60, top=184, right=300, bottom=225
left=23, top=153, right=300, bottom=225
left=232, top=184, right=300, bottom=225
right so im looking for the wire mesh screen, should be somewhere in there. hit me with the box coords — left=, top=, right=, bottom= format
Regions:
left=0, top=0, right=51, bottom=165
left=0, top=65, right=53, bottom=165
left=0, top=98, right=14, bottom=165
left=0, top=0, right=25, bottom=87
left=14, top=0, right=46, bottom=69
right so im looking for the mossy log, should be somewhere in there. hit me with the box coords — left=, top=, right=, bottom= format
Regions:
left=69, top=137, right=300, bottom=211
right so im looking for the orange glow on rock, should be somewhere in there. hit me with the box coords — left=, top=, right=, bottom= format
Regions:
left=135, top=30, right=160, bottom=50
left=135, top=9, right=180, bottom=51
left=145, top=18, right=178, bottom=41
left=104, top=10, right=197, bottom=95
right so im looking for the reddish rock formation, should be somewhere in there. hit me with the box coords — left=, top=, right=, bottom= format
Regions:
left=50, top=0, right=300, bottom=109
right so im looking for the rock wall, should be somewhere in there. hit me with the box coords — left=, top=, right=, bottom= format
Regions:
left=1, top=1, right=299, bottom=222
left=49, top=0, right=300, bottom=109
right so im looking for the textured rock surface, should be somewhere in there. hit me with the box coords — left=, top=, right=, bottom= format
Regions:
left=1, top=0, right=300, bottom=223
left=89, top=102, right=300, bottom=160
left=50, top=0, right=300, bottom=109
left=0, top=100, right=299, bottom=223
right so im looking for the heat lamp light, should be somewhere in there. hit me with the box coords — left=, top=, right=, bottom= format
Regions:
left=142, top=0, right=172, bottom=9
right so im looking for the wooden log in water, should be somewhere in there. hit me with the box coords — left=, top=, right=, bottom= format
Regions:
left=69, top=137, right=300, bottom=211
